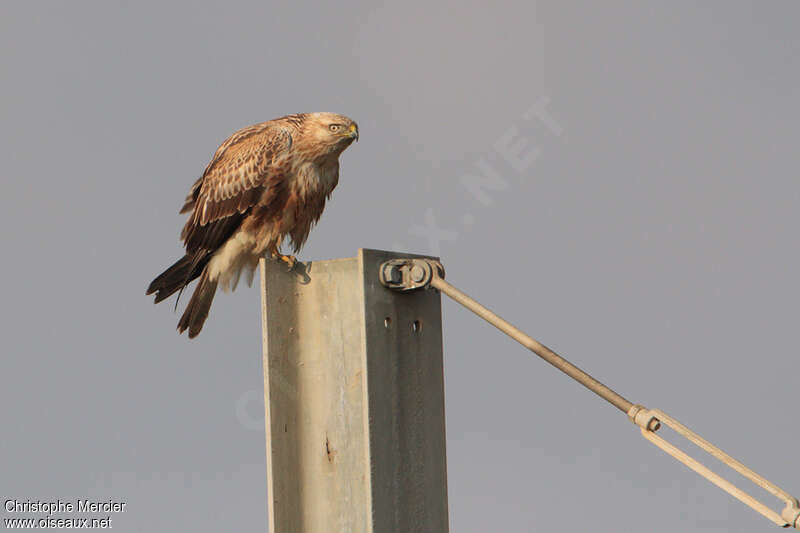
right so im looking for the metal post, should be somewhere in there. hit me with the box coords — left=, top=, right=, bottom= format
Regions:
left=260, top=249, right=449, bottom=533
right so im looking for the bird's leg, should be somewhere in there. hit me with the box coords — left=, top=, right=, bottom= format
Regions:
left=270, top=250, right=296, bottom=269
left=269, top=236, right=297, bottom=270
left=277, top=253, right=297, bottom=270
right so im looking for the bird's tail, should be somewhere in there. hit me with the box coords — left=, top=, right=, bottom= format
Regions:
left=176, top=267, right=218, bottom=338
left=146, top=254, right=209, bottom=304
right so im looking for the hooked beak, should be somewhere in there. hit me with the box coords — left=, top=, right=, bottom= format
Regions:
left=348, top=123, right=359, bottom=141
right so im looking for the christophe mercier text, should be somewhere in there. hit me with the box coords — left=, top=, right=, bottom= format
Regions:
left=5, top=499, right=126, bottom=514
left=5, top=499, right=126, bottom=527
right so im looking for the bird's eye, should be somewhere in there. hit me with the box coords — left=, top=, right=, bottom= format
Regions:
left=329, top=124, right=342, bottom=132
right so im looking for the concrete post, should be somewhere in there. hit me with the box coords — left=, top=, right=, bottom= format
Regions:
left=260, top=248, right=449, bottom=533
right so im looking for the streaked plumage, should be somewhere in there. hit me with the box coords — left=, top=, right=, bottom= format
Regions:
left=147, top=112, right=358, bottom=338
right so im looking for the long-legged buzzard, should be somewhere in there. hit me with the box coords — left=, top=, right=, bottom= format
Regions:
left=147, top=112, right=358, bottom=338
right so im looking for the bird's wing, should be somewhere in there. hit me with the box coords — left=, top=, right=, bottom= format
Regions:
left=179, top=176, right=203, bottom=215
left=181, top=123, right=294, bottom=255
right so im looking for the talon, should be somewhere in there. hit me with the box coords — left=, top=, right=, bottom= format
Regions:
left=278, top=254, right=297, bottom=270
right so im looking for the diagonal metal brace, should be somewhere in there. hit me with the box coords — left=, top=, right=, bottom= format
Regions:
left=381, top=257, right=636, bottom=414
left=379, top=256, right=799, bottom=529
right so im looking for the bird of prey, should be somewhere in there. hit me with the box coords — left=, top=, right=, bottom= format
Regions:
left=147, top=112, right=358, bottom=338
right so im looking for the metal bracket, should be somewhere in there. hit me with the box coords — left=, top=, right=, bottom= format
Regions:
left=379, top=258, right=445, bottom=292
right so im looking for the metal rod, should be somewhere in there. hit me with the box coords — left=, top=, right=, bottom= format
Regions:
left=430, top=275, right=634, bottom=414
left=409, top=262, right=798, bottom=528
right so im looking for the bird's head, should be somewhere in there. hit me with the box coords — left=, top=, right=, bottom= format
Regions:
left=304, top=112, right=359, bottom=154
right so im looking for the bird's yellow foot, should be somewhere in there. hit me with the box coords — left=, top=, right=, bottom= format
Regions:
left=277, top=254, right=297, bottom=270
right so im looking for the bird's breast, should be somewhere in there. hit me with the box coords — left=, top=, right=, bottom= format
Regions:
left=290, top=160, right=339, bottom=200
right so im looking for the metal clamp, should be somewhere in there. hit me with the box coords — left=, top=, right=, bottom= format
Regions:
left=379, top=258, right=445, bottom=292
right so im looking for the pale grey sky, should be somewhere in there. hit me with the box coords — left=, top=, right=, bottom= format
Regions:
left=1, top=1, right=798, bottom=531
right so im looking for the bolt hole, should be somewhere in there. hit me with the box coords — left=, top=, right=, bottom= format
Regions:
left=412, top=320, right=422, bottom=333
left=384, top=317, right=391, bottom=328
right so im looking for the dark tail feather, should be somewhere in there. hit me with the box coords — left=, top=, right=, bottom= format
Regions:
left=147, top=254, right=208, bottom=304
left=177, top=268, right=218, bottom=338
